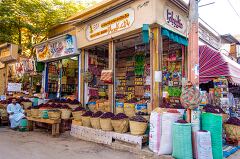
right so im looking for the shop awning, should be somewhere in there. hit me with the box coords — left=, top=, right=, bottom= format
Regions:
left=161, top=28, right=188, bottom=46
left=199, top=45, right=240, bottom=85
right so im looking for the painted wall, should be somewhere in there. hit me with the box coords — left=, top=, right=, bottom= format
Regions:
left=76, top=0, right=156, bottom=48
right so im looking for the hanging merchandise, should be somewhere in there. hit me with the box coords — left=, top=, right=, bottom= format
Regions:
left=100, top=70, right=113, bottom=84
left=134, top=53, right=145, bottom=76
left=180, top=81, right=201, bottom=109
left=84, top=71, right=93, bottom=83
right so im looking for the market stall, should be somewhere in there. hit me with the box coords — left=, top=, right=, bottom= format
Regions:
left=35, top=34, right=79, bottom=100
left=199, top=45, right=240, bottom=116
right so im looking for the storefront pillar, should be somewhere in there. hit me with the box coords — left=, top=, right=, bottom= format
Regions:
left=108, top=41, right=115, bottom=112
left=80, top=49, right=85, bottom=104
left=150, top=25, right=163, bottom=110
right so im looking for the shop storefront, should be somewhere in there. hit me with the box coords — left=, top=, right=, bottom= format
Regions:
left=73, top=0, right=189, bottom=113
left=35, top=34, right=79, bottom=100
left=0, top=43, right=19, bottom=95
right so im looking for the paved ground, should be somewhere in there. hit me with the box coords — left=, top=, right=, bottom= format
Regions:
left=0, top=127, right=239, bottom=159
left=0, top=127, right=138, bottom=159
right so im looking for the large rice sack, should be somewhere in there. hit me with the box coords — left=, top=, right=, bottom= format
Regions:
left=158, top=112, right=182, bottom=155
left=149, top=111, right=162, bottom=153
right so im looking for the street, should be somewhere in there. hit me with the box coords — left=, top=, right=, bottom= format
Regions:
left=0, top=128, right=137, bottom=159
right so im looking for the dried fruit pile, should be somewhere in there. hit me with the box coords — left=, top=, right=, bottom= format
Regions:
left=82, top=111, right=93, bottom=117
left=130, top=115, right=147, bottom=123
left=100, top=112, right=115, bottom=119
left=73, top=107, right=85, bottom=112
left=111, top=113, right=128, bottom=120
left=92, top=111, right=103, bottom=118
left=226, top=117, right=240, bottom=126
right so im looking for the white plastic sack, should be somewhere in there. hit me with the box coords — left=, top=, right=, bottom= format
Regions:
left=158, top=112, right=182, bottom=155
left=149, top=111, right=162, bottom=153
left=196, top=131, right=213, bottom=159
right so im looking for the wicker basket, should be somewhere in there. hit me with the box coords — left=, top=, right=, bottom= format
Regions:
left=100, top=118, right=113, bottom=131
left=90, top=117, right=101, bottom=129
left=224, top=124, right=240, bottom=140
left=111, top=119, right=129, bottom=133
left=88, top=104, right=96, bottom=112
left=222, top=114, right=229, bottom=123
left=25, top=109, right=31, bottom=117
left=124, top=107, right=135, bottom=117
left=31, top=109, right=40, bottom=118
left=82, top=116, right=91, bottom=127
left=21, top=102, right=32, bottom=109
left=48, top=111, right=61, bottom=120
left=72, top=120, right=83, bottom=126
left=68, top=104, right=80, bottom=110
left=129, top=121, right=147, bottom=135
left=60, top=109, right=72, bottom=119
left=72, top=111, right=85, bottom=120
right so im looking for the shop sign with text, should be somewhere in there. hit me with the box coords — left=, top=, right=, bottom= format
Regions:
left=164, top=6, right=186, bottom=33
left=86, top=8, right=135, bottom=41
left=36, top=35, right=76, bottom=61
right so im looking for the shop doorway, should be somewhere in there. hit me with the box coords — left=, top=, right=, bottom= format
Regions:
left=84, top=43, right=110, bottom=112
left=115, top=34, right=150, bottom=115
left=46, top=56, right=79, bottom=99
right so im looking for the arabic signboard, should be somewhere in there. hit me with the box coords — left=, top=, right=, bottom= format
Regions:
left=86, top=8, right=135, bottom=41
left=164, top=6, right=187, bottom=34
left=36, top=35, right=77, bottom=62
left=7, top=83, right=22, bottom=92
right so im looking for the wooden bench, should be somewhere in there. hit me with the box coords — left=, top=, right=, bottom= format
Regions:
left=27, top=117, right=61, bottom=137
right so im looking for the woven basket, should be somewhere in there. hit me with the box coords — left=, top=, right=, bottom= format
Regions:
left=0, top=109, right=7, bottom=117
left=48, top=111, right=61, bottom=120
left=100, top=118, right=113, bottom=131
left=90, top=117, right=101, bottom=129
left=222, top=114, right=229, bottom=123
left=124, top=107, right=135, bottom=117
left=82, top=116, right=91, bottom=127
left=72, top=120, right=83, bottom=126
left=31, top=109, right=40, bottom=118
left=26, top=109, right=31, bottom=117
left=68, top=104, right=80, bottom=110
left=111, top=119, right=129, bottom=133
left=88, top=104, right=96, bottom=112
left=60, top=109, right=72, bottom=119
left=21, top=102, right=32, bottom=109
left=129, top=121, right=147, bottom=135
left=116, top=107, right=124, bottom=114
left=72, top=111, right=85, bottom=120
left=224, top=124, right=240, bottom=141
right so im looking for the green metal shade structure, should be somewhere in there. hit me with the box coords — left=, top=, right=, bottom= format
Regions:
left=161, top=27, right=188, bottom=46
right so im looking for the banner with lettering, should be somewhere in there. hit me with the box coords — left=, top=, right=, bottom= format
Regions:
left=36, top=34, right=76, bottom=61
left=86, top=8, right=135, bottom=41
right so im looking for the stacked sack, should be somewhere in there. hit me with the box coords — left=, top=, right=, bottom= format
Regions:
left=149, top=108, right=182, bottom=155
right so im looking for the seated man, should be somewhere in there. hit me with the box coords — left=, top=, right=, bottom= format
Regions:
left=7, top=98, right=25, bottom=129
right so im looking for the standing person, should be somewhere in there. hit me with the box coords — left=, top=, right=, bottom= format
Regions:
left=7, top=98, right=25, bottom=129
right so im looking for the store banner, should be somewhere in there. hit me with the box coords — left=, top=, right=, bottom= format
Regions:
left=15, top=59, right=35, bottom=75
left=86, top=8, right=135, bottom=41
left=36, top=35, right=77, bottom=61
left=163, top=6, right=187, bottom=34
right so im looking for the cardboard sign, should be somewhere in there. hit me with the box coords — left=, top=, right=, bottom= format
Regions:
left=7, top=83, right=22, bottom=92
